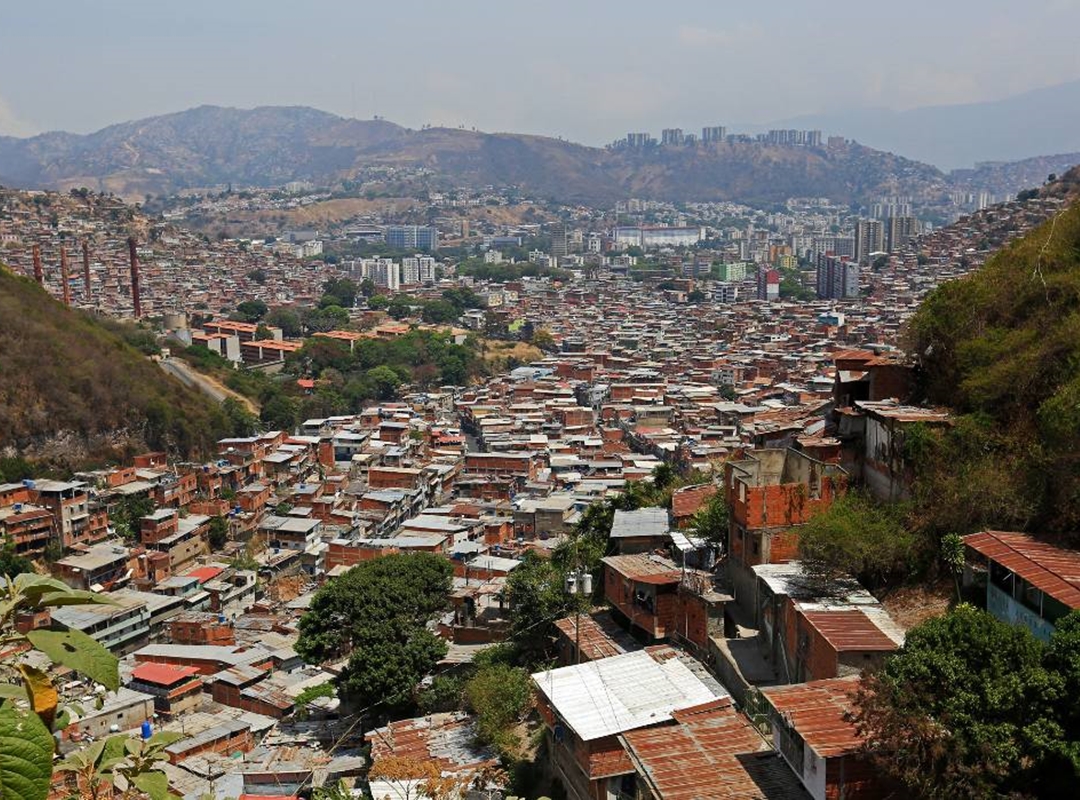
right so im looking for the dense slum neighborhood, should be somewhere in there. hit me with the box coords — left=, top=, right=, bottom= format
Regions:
left=1, top=185, right=1078, bottom=800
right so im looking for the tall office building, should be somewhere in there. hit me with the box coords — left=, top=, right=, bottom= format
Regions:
left=853, top=219, right=885, bottom=264
left=549, top=223, right=568, bottom=259
left=661, top=128, right=685, bottom=146
left=885, top=216, right=920, bottom=253
left=702, top=125, right=726, bottom=143
left=756, top=267, right=780, bottom=301
left=816, top=253, right=860, bottom=299
left=385, top=225, right=439, bottom=251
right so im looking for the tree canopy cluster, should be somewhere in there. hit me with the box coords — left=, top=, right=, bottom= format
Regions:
left=296, top=553, right=452, bottom=712
left=855, top=605, right=1080, bottom=799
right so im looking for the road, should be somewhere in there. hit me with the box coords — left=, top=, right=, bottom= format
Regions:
left=159, top=357, right=257, bottom=412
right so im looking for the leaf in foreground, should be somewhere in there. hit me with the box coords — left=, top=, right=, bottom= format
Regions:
left=0, top=700, right=54, bottom=800
left=26, top=628, right=120, bottom=691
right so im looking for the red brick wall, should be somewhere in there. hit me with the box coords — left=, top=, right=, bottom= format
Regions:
left=794, top=609, right=839, bottom=682
left=368, top=468, right=420, bottom=490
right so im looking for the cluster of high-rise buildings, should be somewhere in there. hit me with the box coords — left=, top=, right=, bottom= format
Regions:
left=616, top=126, right=822, bottom=149
left=346, top=254, right=438, bottom=291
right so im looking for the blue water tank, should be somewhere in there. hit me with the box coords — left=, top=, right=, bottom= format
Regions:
left=141, top=721, right=152, bottom=740
left=22, top=479, right=35, bottom=489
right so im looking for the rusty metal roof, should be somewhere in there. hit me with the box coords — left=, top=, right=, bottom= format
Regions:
left=760, top=677, right=863, bottom=758
left=799, top=609, right=901, bottom=653
left=622, top=703, right=810, bottom=799
left=963, top=530, right=1080, bottom=608
left=671, top=484, right=718, bottom=520
left=602, top=554, right=682, bottom=584
left=368, top=712, right=498, bottom=774
left=554, top=610, right=639, bottom=662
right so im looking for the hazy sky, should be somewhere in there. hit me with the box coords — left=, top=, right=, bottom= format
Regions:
left=2, top=0, right=1079, bottom=143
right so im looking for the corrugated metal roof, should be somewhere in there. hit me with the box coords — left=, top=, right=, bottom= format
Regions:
left=623, top=704, right=810, bottom=800
left=553, top=611, right=639, bottom=662
left=799, top=609, right=901, bottom=653
left=760, top=677, right=863, bottom=758
left=602, top=554, right=683, bottom=584
left=532, top=649, right=727, bottom=741
left=963, top=530, right=1080, bottom=608
left=368, top=712, right=497, bottom=773
left=131, top=663, right=201, bottom=686
left=671, top=484, right=718, bottom=520
left=609, top=507, right=670, bottom=539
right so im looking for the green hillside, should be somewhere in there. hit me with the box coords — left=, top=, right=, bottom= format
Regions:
left=0, top=265, right=231, bottom=467
left=908, top=195, right=1080, bottom=537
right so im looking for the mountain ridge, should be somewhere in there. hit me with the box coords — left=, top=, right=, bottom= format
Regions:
left=0, top=105, right=948, bottom=206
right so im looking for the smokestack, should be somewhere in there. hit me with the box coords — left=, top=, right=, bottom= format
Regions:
left=32, top=245, right=43, bottom=285
left=128, top=237, right=142, bottom=318
left=82, top=240, right=91, bottom=301
left=60, top=246, right=71, bottom=306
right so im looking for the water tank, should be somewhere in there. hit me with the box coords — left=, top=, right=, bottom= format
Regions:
left=141, top=721, right=152, bottom=740
left=22, top=479, right=35, bottom=489
left=565, top=575, right=577, bottom=594
left=12, top=503, right=22, bottom=513
left=581, top=573, right=593, bottom=595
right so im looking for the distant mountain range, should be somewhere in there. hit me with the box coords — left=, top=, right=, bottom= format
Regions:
left=770, top=79, right=1080, bottom=170
left=0, top=104, right=1075, bottom=206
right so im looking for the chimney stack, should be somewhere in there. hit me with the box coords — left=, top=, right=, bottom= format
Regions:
left=32, top=245, right=43, bottom=285
left=60, top=246, right=72, bottom=306
left=128, top=237, right=142, bottom=318
left=82, top=240, right=92, bottom=301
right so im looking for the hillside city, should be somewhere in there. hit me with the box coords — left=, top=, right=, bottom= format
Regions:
left=2, top=139, right=1079, bottom=800
left=11, top=0, right=1080, bottom=785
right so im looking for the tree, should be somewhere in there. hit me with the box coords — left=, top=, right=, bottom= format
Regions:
left=687, top=288, right=706, bottom=302
left=531, top=329, right=556, bottom=352
left=421, top=299, right=460, bottom=324
left=207, top=515, right=229, bottom=550
left=222, top=396, right=258, bottom=437
left=359, top=278, right=377, bottom=298
left=303, top=305, right=349, bottom=333
left=322, top=278, right=359, bottom=308
left=797, top=492, right=920, bottom=590
left=261, top=395, right=300, bottom=432
left=690, top=490, right=728, bottom=548
left=0, top=456, right=32, bottom=483
left=366, top=365, right=402, bottom=401
left=265, top=307, right=302, bottom=337
left=464, top=663, right=533, bottom=752
left=235, top=299, right=268, bottom=322
left=296, top=553, right=452, bottom=710
left=0, top=540, right=34, bottom=576
left=247, top=268, right=268, bottom=284
left=110, top=494, right=155, bottom=542
left=855, top=606, right=1080, bottom=799
left=387, top=297, right=413, bottom=320
left=504, top=553, right=580, bottom=663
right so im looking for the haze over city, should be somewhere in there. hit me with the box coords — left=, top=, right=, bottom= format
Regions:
left=3, top=0, right=1080, bottom=155
left=4, top=3, right=1080, bottom=800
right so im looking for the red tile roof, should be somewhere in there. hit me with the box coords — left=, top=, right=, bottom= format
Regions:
left=623, top=703, right=809, bottom=799
left=964, top=530, right=1080, bottom=608
left=184, top=566, right=224, bottom=583
left=760, top=677, right=864, bottom=758
left=131, top=663, right=201, bottom=686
